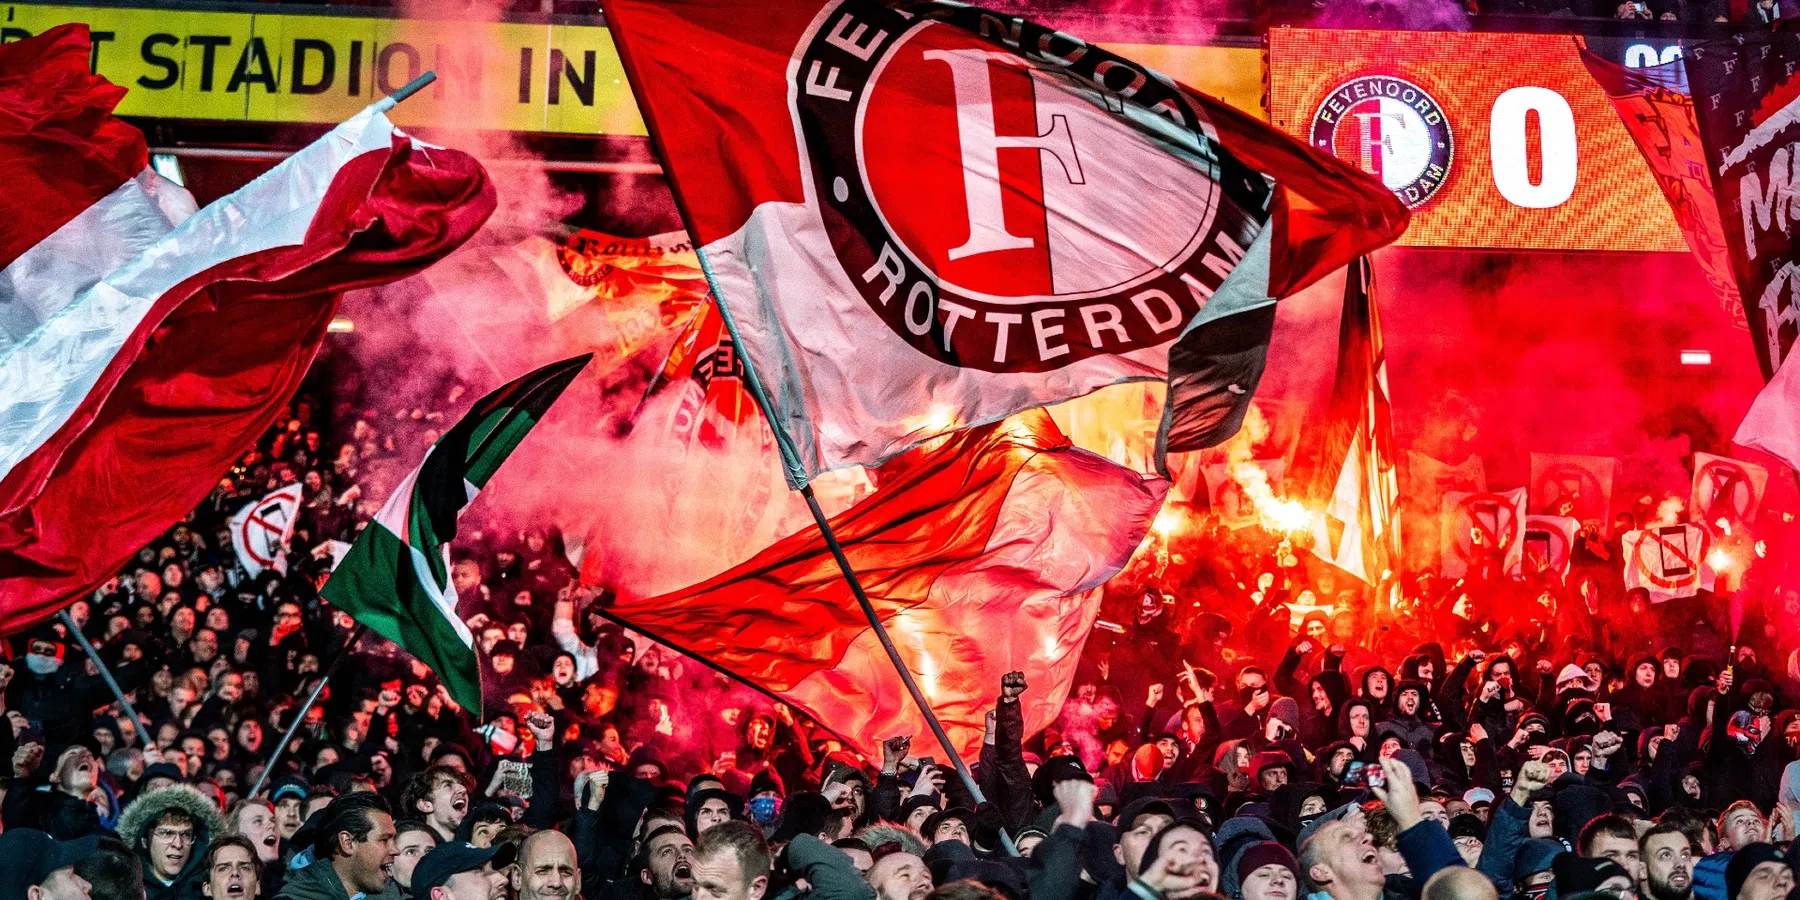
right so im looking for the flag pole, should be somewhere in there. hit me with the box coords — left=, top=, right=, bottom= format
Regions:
left=243, top=70, right=432, bottom=802
left=693, top=251, right=1019, bottom=857
left=248, top=623, right=367, bottom=799
left=57, top=608, right=153, bottom=748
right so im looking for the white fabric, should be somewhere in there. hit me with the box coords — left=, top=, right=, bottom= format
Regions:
left=0, top=107, right=402, bottom=483
left=227, top=483, right=305, bottom=577
left=1622, top=524, right=1717, bottom=602
left=1736, top=349, right=1800, bottom=471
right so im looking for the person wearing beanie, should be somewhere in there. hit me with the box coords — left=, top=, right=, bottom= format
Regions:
left=1513, top=840, right=1565, bottom=900
left=898, top=795, right=940, bottom=834
left=1448, top=815, right=1486, bottom=866
left=1555, top=853, right=1634, bottom=897
left=1235, top=841, right=1301, bottom=900
left=1252, top=751, right=1294, bottom=794
left=683, top=788, right=743, bottom=839
left=1725, top=844, right=1791, bottom=900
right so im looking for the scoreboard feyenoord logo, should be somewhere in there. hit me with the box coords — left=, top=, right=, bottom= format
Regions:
left=1310, top=75, right=1453, bottom=210
left=790, top=1, right=1270, bottom=373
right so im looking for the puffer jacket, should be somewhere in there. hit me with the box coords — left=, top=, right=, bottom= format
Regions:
left=117, top=784, right=225, bottom=900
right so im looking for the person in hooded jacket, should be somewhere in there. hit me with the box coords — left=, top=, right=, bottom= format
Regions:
left=117, top=784, right=226, bottom=900
left=7, top=625, right=148, bottom=749
left=1357, top=667, right=1397, bottom=724
left=1342, top=698, right=1379, bottom=760
left=1378, top=683, right=1437, bottom=754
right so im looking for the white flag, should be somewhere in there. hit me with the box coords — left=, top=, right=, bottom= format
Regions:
left=228, top=484, right=304, bottom=577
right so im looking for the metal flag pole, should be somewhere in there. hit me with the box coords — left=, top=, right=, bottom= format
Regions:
left=248, top=623, right=367, bottom=799
left=693, top=253, right=1019, bottom=857
left=58, top=608, right=153, bottom=748
left=594, top=17, right=1016, bottom=850
left=239, top=71, right=432, bottom=800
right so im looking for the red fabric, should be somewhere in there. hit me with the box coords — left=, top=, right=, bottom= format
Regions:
left=601, top=0, right=1408, bottom=298
left=0, top=140, right=495, bottom=635
left=0, top=24, right=147, bottom=270
left=600, top=411, right=1166, bottom=758
left=602, top=417, right=1053, bottom=690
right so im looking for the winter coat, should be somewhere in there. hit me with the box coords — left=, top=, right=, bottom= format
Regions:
left=5, top=656, right=147, bottom=747
left=273, top=854, right=404, bottom=900
left=117, top=784, right=225, bottom=900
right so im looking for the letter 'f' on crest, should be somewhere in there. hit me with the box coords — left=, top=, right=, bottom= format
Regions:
left=921, top=48, right=1086, bottom=261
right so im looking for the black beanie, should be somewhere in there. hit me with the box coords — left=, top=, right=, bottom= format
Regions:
left=1726, top=843, right=1788, bottom=900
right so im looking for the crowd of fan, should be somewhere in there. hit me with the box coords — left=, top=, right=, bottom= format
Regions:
left=5, top=376, right=1800, bottom=900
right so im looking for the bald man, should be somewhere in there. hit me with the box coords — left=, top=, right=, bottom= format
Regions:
left=519, top=832, right=579, bottom=900
left=1423, top=866, right=1498, bottom=900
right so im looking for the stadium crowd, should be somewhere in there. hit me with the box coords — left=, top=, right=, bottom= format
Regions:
left=5, top=375, right=1800, bottom=900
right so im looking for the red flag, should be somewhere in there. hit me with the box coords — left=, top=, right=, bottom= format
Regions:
left=602, top=0, right=1407, bottom=482
left=0, top=27, right=495, bottom=633
left=601, top=412, right=1167, bottom=759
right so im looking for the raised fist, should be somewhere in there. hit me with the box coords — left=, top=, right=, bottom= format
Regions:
left=1000, top=671, right=1027, bottom=701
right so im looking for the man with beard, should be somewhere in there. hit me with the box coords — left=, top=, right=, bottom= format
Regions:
left=518, top=832, right=578, bottom=900
left=1641, top=823, right=1695, bottom=900
left=203, top=837, right=261, bottom=900
left=865, top=851, right=931, bottom=900
left=692, top=822, right=768, bottom=900
left=638, top=826, right=697, bottom=900
left=275, top=793, right=399, bottom=900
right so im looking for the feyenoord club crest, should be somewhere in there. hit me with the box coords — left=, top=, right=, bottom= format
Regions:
left=790, top=1, right=1271, bottom=373
left=1309, top=75, right=1453, bottom=210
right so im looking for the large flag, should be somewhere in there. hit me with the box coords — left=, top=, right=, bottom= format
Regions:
left=322, top=355, right=590, bottom=715
left=1578, top=47, right=1743, bottom=332
left=1623, top=523, right=1716, bottom=602
left=599, top=411, right=1166, bottom=759
left=1294, top=257, right=1398, bottom=584
left=1685, top=35, right=1800, bottom=380
left=0, top=26, right=494, bottom=635
left=1737, top=350, right=1800, bottom=470
left=601, top=0, right=1408, bottom=484
left=228, top=484, right=306, bottom=577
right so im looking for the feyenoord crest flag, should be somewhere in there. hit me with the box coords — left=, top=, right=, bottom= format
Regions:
left=228, top=484, right=305, bottom=577
left=1686, top=35, right=1800, bottom=380
left=1623, top=523, right=1716, bottom=602
left=322, top=355, right=590, bottom=715
left=602, top=0, right=1409, bottom=483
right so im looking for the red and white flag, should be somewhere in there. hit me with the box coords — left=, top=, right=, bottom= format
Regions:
left=0, top=26, right=495, bottom=634
left=599, top=412, right=1166, bottom=759
left=602, top=0, right=1408, bottom=482
left=1735, top=355, right=1800, bottom=478
left=227, top=484, right=305, bottom=577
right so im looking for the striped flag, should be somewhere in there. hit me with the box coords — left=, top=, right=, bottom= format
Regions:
left=1294, top=256, right=1398, bottom=584
left=0, top=25, right=495, bottom=635
left=322, top=355, right=590, bottom=715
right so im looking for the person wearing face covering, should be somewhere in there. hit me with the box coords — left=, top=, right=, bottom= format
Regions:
left=6, top=625, right=148, bottom=748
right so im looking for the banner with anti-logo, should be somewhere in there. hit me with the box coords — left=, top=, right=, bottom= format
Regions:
left=601, top=0, right=1409, bottom=484
left=1529, top=453, right=1616, bottom=533
left=228, top=483, right=304, bottom=577
left=1623, top=523, right=1716, bottom=602
left=1524, top=514, right=1580, bottom=578
left=1439, top=488, right=1527, bottom=580
left=1689, top=451, right=1768, bottom=536
left=1201, top=460, right=1285, bottom=528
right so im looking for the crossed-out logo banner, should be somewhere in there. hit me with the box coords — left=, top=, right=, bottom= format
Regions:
left=1270, top=29, right=1686, bottom=251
